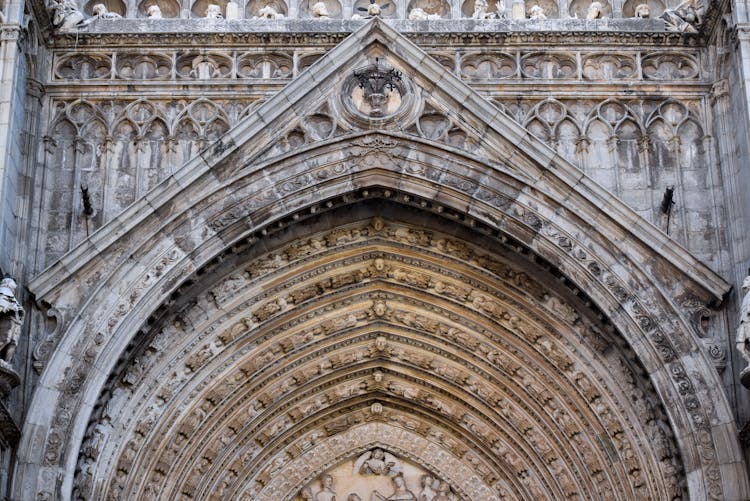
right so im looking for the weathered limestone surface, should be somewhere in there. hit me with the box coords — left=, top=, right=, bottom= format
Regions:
left=0, top=0, right=750, bottom=496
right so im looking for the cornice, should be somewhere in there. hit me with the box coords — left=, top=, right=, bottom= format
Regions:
left=46, top=18, right=704, bottom=49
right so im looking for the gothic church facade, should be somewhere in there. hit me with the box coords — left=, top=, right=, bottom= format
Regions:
left=0, top=0, right=750, bottom=498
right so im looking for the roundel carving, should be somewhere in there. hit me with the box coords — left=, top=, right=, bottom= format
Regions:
left=338, top=59, right=419, bottom=130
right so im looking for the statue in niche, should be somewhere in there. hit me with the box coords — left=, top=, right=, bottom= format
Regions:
left=371, top=474, right=416, bottom=500
left=472, top=0, right=495, bottom=18
left=89, top=3, right=122, bottom=19
left=528, top=5, right=546, bottom=18
left=354, top=448, right=401, bottom=476
left=737, top=276, right=750, bottom=384
left=585, top=1, right=604, bottom=18
left=315, top=474, right=337, bottom=501
left=300, top=486, right=314, bottom=500
left=634, top=3, right=649, bottom=17
left=408, top=7, right=440, bottom=19
left=496, top=0, right=506, bottom=17
left=312, top=1, right=330, bottom=17
left=659, top=0, right=705, bottom=32
left=49, top=0, right=85, bottom=29
left=147, top=4, right=163, bottom=17
left=258, top=4, right=285, bottom=17
left=0, top=276, right=23, bottom=363
left=205, top=3, right=223, bottom=17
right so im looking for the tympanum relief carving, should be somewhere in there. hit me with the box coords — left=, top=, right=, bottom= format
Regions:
left=296, top=450, right=457, bottom=501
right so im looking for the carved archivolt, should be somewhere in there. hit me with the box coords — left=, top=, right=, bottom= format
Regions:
left=71, top=218, right=684, bottom=500
left=25, top=24, right=740, bottom=500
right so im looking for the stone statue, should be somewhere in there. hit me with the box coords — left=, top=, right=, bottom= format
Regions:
left=433, top=482, right=452, bottom=501
left=472, top=0, right=495, bottom=18
left=418, top=475, right=437, bottom=500
left=374, top=474, right=416, bottom=500
left=312, top=1, right=330, bottom=17
left=737, top=276, right=750, bottom=370
left=0, top=277, right=23, bottom=363
left=355, top=448, right=400, bottom=475
left=225, top=0, right=239, bottom=19
left=586, top=1, right=604, bottom=18
left=315, top=474, right=337, bottom=501
left=147, top=4, right=162, bottom=17
left=205, top=3, right=223, bottom=18
left=367, top=0, right=381, bottom=16
left=300, top=486, right=314, bottom=500
left=408, top=7, right=440, bottom=19
left=258, top=4, right=284, bottom=18
left=49, top=0, right=85, bottom=29
left=634, top=3, right=650, bottom=17
left=496, top=0, right=506, bottom=17
left=659, top=0, right=705, bottom=32
left=528, top=4, right=546, bottom=18
left=86, top=3, right=122, bottom=20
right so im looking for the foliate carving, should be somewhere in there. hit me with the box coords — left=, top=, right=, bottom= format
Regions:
left=641, top=53, right=699, bottom=80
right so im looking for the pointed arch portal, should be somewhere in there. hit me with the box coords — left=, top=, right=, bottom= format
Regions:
left=16, top=19, right=749, bottom=501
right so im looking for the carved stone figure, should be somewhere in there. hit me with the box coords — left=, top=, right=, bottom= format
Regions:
left=528, top=5, right=546, bottom=18
left=315, top=474, right=337, bottom=501
left=433, top=482, right=452, bottom=500
left=586, top=1, right=604, bottom=18
left=205, top=3, right=223, bottom=18
left=496, top=0, right=506, bottom=16
left=472, top=0, right=495, bottom=18
left=408, top=7, right=440, bottom=19
left=147, top=4, right=163, bottom=17
left=49, top=0, right=85, bottom=29
left=258, top=4, right=284, bottom=18
left=312, top=1, right=330, bottom=17
left=0, top=277, right=22, bottom=363
left=372, top=474, right=416, bottom=500
left=737, top=276, right=750, bottom=384
left=90, top=3, right=122, bottom=19
left=634, top=3, right=650, bottom=17
left=225, top=0, right=239, bottom=19
left=355, top=448, right=400, bottom=475
left=659, top=0, right=705, bottom=32
left=300, top=486, right=314, bottom=500
left=418, top=474, right=437, bottom=500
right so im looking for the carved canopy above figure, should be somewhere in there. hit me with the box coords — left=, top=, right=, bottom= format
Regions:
left=17, top=18, right=748, bottom=501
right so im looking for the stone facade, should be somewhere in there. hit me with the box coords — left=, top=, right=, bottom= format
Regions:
left=0, top=0, right=750, bottom=498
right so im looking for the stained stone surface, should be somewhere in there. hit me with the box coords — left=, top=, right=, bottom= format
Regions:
left=0, top=0, right=749, bottom=499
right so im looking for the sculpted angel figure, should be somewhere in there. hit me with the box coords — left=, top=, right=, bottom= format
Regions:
left=354, top=448, right=400, bottom=476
